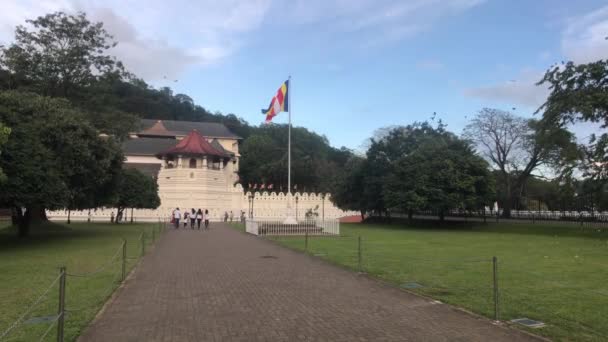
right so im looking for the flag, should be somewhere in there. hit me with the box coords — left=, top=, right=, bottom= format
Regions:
left=294, top=184, right=297, bottom=190
left=261, top=80, right=289, bottom=123
left=268, top=184, right=274, bottom=190
left=253, top=184, right=258, bottom=190
left=248, top=183, right=252, bottom=189
left=260, top=184, right=266, bottom=190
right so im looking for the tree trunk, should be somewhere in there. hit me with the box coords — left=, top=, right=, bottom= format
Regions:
left=67, top=209, right=71, bottom=224
left=360, top=210, right=365, bottom=222
left=16, top=207, right=30, bottom=238
left=407, top=209, right=413, bottom=224
left=502, top=178, right=513, bottom=218
left=130, top=208, right=134, bottom=223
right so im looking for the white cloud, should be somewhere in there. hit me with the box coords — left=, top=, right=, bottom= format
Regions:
left=283, top=0, right=485, bottom=44
left=562, top=5, right=608, bottom=63
left=463, top=70, right=549, bottom=109
left=0, top=0, right=272, bottom=81
left=0, top=0, right=484, bottom=81
left=463, top=5, right=608, bottom=109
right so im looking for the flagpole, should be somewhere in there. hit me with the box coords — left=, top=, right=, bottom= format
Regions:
left=288, top=75, right=292, bottom=196
left=284, top=75, right=297, bottom=225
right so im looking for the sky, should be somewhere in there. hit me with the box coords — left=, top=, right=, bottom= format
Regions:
left=1, top=0, right=608, bottom=149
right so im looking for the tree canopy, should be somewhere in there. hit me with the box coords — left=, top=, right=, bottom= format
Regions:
left=332, top=122, right=494, bottom=221
left=0, top=91, right=124, bottom=236
left=112, top=168, right=161, bottom=223
left=463, top=108, right=578, bottom=217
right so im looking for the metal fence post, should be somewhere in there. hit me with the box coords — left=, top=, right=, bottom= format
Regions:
left=493, top=256, right=500, bottom=321
left=358, top=236, right=362, bottom=272
left=122, top=239, right=127, bottom=281
left=57, top=266, right=66, bottom=342
left=305, top=230, right=309, bottom=251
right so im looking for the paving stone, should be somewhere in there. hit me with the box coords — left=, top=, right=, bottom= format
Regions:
left=79, top=223, right=541, bottom=341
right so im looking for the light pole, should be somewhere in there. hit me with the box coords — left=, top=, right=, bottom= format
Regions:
left=321, top=193, right=325, bottom=221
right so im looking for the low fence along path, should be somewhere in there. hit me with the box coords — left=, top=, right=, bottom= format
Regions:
left=79, top=223, right=540, bottom=341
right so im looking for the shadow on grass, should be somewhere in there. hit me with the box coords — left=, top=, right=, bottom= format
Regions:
left=351, top=218, right=608, bottom=240
left=0, top=221, right=142, bottom=251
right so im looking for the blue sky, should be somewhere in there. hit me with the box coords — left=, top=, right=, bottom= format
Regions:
left=2, top=0, right=608, bottom=149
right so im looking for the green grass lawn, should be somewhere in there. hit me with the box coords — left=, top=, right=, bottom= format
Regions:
left=268, top=222, right=608, bottom=342
left=0, top=221, right=162, bottom=342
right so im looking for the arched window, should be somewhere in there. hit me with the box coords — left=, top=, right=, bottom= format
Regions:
left=189, top=158, right=197, bottom=168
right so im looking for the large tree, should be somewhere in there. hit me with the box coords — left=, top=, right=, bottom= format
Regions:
left=0, top=91, right=123, bottom=236
left=538, top=60, right=608, bottom=181
left=0, top=11, right=124, bottom=98
left=239, top=124, right=351, bottom=193
left=385, top=125, right=493, bottom=221
left=463, top=108, right=577, bottom=217
left=0, top=11, right=138, bottom=138
left=330, top=155, right=367, bottom=219
left=0, top=122, right=9, bottom=183
left=112, top=168, right=161, bottom=223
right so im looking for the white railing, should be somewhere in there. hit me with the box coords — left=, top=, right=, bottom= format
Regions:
left=245, top=219, right=340, bottom=236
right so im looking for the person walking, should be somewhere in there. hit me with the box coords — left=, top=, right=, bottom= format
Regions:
left=204, top=209, right=210, bottom=230
left=229, top=211, right=234, bottom=222
left=196, top=209, right=203, bottom=229
left=224, top=211, right=228, bottom=222
left=173, top=208, right=181, bottom=229
left=183, top=210, right=189, bottom=228
left=190, top=208, right=196, bottom=229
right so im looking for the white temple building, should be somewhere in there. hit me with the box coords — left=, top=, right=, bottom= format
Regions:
left=48, top=119, right=355, bottom=222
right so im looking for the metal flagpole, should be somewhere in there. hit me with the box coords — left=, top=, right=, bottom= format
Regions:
left=284, top=75, right=297, bottom=225
left=288, top=75, right=291, bottom=195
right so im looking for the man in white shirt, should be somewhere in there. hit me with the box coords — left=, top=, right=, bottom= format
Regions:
left=173, top=208, right=181, bottom=229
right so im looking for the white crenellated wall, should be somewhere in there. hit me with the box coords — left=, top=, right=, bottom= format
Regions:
left=47, top=161, right=356, bottom=222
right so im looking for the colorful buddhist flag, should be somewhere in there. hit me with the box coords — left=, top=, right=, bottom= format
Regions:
left=261, top=80, right=289, bottom=123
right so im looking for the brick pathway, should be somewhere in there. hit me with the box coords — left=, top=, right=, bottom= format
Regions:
left=79, top=224, right=540, bottom=342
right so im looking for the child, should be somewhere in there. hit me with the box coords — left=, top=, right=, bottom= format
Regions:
left=183, top=211, right=189, bottom=228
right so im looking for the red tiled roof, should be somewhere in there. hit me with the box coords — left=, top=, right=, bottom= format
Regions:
left=158, top=130, right=228, bottom=157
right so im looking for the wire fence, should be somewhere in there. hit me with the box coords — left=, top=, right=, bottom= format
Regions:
left=0, top=219, right=167, bottom=342
left=386, top=210, right=608, bottom=228
left=267, top=233, right=608, bottom=341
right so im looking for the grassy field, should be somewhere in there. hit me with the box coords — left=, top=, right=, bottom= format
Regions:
left=267, top=222, right=608, bottom=342
left=0, top=220, right=162, bottom=342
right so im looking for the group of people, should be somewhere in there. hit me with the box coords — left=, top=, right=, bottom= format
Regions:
left=223, top=210, right=247, bottom=223
left=172, top=208, right=209, bottom=230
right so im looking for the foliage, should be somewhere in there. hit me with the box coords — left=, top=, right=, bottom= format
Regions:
left=0, top=122, right=9, bottom=183
left=538, top=60, right=608, bottom=183
left=463, top=108, right=578, bottom=216
left=332, top=122, right=493, bottom=219
left=0, top=11, right=125, bottom=98
left=538, top=60, right=608, bottom=128
left=0, top=91, right=123, bottom=236
left=384, top=125, right=493, bottom=219
left=0, top=11, right=138, bottom=139
left=239, top=124, right=352, bottom=192
left=112, top=168, right=161, bottom=220
left=331, top=156, right=367, bottom=215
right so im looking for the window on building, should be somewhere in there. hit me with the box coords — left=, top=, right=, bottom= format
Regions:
left=189, top=158, right=197, bottom=168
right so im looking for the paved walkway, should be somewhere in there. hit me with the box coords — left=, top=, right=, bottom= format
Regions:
left=80, top=224, right=540, bottom=342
